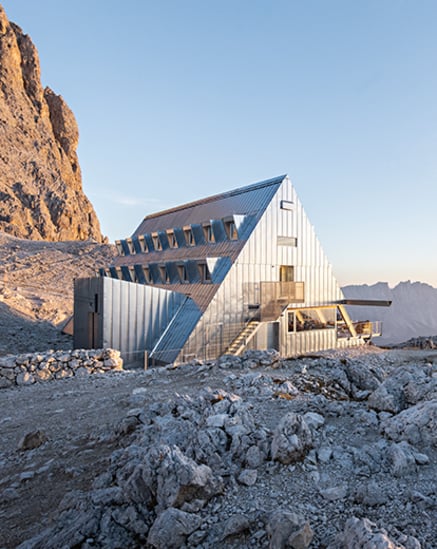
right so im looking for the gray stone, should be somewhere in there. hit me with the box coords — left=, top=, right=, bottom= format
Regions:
left=319, top=484, right=348, bottom=501
left=16, top=371, right=35, bottom=385
left=303, top=412, right=325, bottom=430
left=271, top=413, right=313, bottom=464
left=267, top=509, right=313, bottom=549
left=238, top=468, right=258, bottom=486
left=381, top=399, right=437, bottom=447
left=222, top=514, right=251, bottom=540
left=156, top=445, right=223, bottom=511
left=147, top=508, right=201, bottom=549
left=245, top=444, right=264, bottom=468
left=386, top=442, right=417, bottom=477
left=18, top=430, right=48, bottom=451
left=317, top=446, right=332, bottom=463
left=0, top=376, right=13, bottom=388
left=332, top=516, right=409, bottom=549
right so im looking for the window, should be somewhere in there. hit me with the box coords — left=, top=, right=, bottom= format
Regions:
left=280, top=265, right=294, bottom=282
left=224, top=220, right=238, bottom=240
left=281, top=200, right=294, bottom=211
left=159, top=265, right=170, bottom=283
left=198, top=263, right=212, bottom=283
left=137, top=235, right=147, bottom=252
left=151, top=232, right=162, bottom=251
left=142, top=266, right=151, bottom=283
left=128, top=267, right=137, bottom=282
left=202, top=223, right=215, bottom=243
left=291, top=307, right=336, bottom=332
left=177, top=263, right=189, bottom=283
left=166, top=230, right=178, bottom=248
left=277, top=236, right=297, bottom=247
left=183, top=226, right=195, bottom=246
left=115, top=240, right=124, bottom=256
left=126, top=238, right=135, bottom=254
left=287, top=311, right=295, bottom=332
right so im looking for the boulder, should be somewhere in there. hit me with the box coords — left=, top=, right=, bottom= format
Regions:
left=147, top=508, right=201, bottom=549
left=267, top=510, right=313, bottom=549
left=271, top=413, right=313, bottom=464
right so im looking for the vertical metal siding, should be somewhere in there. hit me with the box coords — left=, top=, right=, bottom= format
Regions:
left=179, top=175, right=347, bottom=362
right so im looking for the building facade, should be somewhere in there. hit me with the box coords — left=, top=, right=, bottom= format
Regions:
left=74, top=175, right=386, bottom=365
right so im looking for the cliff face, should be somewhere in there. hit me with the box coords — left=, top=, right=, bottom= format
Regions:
left=0, top=5, right=103, bottom=242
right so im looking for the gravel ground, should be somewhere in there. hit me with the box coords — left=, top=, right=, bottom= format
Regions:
left=0, top=346, right=435, bottom=548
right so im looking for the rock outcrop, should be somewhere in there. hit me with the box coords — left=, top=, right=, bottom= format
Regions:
left=0, top=4, right=103, bottom=241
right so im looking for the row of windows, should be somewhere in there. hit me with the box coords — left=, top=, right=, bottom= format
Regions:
left=99, top=260, right=214, bottom=285
left=116, top=217, right=240, bottom=257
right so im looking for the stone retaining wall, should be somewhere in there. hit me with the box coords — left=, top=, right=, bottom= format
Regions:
left=0, top=348, right=123, bottom=389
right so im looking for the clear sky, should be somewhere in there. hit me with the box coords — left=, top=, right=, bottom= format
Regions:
left=2, top=0, right=437, bottom=287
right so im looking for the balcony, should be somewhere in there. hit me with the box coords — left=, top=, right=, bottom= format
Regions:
left=260, top=281, right=305, bottom=321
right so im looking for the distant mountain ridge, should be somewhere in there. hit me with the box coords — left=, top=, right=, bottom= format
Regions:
left=0, top=4, right=103, bottom=241
left=342, top=281, right=437, bottom=345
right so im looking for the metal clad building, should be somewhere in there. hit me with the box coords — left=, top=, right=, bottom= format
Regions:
left=74, top=175, right=385, bottom=365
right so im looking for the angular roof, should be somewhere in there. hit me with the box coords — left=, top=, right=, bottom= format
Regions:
left=110, top=175, right=287, bottom=312
left=133, top=175, right=286, bottom=235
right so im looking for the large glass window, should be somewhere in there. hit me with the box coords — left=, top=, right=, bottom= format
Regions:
left=288, top=307, right=336, bottom=332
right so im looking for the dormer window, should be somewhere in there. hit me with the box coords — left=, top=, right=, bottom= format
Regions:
left=128, top=267, right=137, bottom=282
left=126, top=238, right=135, bottom=254
left=143, top=266, right=151, bottom=283
left=137, top=235, right=147, bottom=252
left=224, top=219, right=238, bottom=240
left=115, top=240, right=124, bottom=256
left=177, top=263, right=189, bottom=283
left=151, top=232, right=162, bottom=251
left=166, top=230, right=178, bottom=248
left=159, top=265, right=170, bottom=284
left=203, top=223, right=215, bottom=243
left=183, top=226, right=195, bottom=246
left=198, top=263, right=212, bottom=283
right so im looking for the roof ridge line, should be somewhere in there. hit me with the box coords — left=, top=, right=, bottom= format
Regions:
left=142, top=175, right=287, bottom=222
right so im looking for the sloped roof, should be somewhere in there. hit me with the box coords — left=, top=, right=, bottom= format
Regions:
left=110, top=175, right=287, bottom=312
left=133, top=175, right=286, bottom=235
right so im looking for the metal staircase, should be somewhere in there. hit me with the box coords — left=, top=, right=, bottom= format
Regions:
left=224, top=320, right=261, bottom=356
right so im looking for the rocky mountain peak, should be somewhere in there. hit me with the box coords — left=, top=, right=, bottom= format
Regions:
left=0, top=4, right=103, bottom=242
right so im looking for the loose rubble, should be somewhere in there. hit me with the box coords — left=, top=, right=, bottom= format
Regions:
left=1, top=347, right=436, bottom=548
left=0, top=348, right=123, bottom=388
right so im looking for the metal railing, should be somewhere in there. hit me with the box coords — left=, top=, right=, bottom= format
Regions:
left=260, top=281, right=305, bottom=321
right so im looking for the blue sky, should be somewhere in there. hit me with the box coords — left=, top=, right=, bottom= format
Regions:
left=2, top=0, right=437, bottom=287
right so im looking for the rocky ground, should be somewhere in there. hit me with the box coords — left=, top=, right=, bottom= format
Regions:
left=0, top=232, right=115, bottom=355
left=0, top=232, right=435, bottom=548
left=0, top=346, right=436, bottom=548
